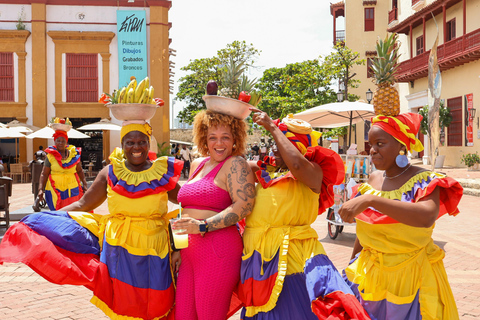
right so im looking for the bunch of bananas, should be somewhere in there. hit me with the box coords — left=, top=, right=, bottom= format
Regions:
left=248, top=91, right=262, bottom=107
left=115, top=77, right=156, bottom=104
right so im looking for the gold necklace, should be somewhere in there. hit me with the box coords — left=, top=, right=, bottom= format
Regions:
left=383, top=164, right=411, bottom=179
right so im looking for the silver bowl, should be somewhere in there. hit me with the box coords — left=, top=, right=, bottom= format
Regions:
left=108, top=103, right=159, bottom=121
left=202, top=95, right=252, bottom=119
left=48, top=123, right=72, bottom=132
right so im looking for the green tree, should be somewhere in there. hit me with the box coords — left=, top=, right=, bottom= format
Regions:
left=256, top=60, right=338, bottom=120
left=323, top=43, right=365, bottom=102
left=176, top=41, right=260, bottom=124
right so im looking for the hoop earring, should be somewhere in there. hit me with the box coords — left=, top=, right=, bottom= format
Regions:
left=395, top=150, right=409, bottom=168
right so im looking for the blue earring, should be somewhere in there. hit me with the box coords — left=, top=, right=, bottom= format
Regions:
left=396, top=150, right=409, bottom=168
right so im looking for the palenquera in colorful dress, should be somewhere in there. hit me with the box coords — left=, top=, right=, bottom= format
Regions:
left=43, top=144, right=85, bottom=210
left=0, top=145, right=183, bottom=320
left=37, top=120, right=88, bottom=211
left=344, top=171, right=463, bottom=320
left=340, top=113, right=463, bottom=320
left=237, top=114, right=371, bottom=320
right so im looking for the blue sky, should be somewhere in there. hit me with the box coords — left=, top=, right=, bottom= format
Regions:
left=168, top=0, right=343, bottom=124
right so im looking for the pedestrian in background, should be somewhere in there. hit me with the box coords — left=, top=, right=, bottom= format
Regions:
left=180, top=144, right=192, bottom=178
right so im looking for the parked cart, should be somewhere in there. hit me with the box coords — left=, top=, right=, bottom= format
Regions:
left=326, top=154, right=375, bottom=239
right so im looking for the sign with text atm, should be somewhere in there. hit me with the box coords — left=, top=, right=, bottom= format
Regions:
left=117, top=10, right=147, bottom=87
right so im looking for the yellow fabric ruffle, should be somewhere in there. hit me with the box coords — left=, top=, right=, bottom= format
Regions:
left=358, top=171, right=445, bottom=201
left=109, top=147, right=172, bottom=186
left=90, top=295, right=173, bottom=320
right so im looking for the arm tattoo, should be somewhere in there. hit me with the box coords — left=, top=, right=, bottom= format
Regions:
left=227, top=173, right=234, bottom=199
left=240, top=203, right=253, bottom=219
left=231, top=158, right=249, bottom=184
left=236, top=183, right=255, bottom=202
left=208, top=211, right=240, bottom=231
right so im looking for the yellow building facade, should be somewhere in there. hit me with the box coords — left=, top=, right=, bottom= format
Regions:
left=332, top=0, right=480, bottom=167
left=0, top=0, right=172, bottom=167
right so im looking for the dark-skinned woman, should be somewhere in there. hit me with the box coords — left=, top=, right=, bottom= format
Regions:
left=340, top=113, right=463, bottom=319
left=237, top=111, right=370, bottom=319
left=0, top=122, right=183, bottom=320
left=37, top=128, right=88, bottom=210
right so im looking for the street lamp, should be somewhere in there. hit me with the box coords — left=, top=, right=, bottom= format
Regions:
left=337, top=90, right=344, bottom=102
left=366, top=88, right=373, bottom=104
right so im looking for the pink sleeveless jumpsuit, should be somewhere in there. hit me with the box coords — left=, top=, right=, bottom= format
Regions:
left=176, top=157, right=243, bottom=320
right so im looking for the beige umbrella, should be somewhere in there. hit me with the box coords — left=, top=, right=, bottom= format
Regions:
left=6, top=120, right=41, bottom=133
left=0, top=127, right=26, bottom=163
left=26, top=126, right=91, bottom=139
left=77, top=118, right=121, bottom=131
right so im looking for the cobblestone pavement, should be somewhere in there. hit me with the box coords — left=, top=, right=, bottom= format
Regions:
left=1, top=174, right=479, bottom=319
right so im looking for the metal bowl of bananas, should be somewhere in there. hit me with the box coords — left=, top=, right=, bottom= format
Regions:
left=108, top=103, right=158, bottom=121
left=202, top=95, right=252, bottom=120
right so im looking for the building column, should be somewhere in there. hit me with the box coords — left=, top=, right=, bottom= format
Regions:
left=16, top=51, right=28, bottom=162
left=333, top=10, right=337, bottom=45
left=31, top=2, right=48, bottom=153
left=443, top=5, right=447, bottom=44
left=423, top=16, right=426, bottom=52
left=409, top=24, right=413, bottom=58
left=149, top=3, right=171, bottom=145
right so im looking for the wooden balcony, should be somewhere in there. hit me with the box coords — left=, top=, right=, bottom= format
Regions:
left=396, top=28, right=480, bottom=82
left=388, top=7, right=398, bottom=25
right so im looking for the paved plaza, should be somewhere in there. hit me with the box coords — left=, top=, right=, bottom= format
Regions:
left=1, top=171, right=480, bottom=319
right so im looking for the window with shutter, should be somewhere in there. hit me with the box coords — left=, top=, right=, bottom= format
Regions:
left=365, top=8, right=375, bottom=32
left=66, top=53, right=98, bottom=102
left=0, top=52, right=14, bottom=102
left=446, top=19, right=456, bottom=42
left=447, top=96, right=462, bottom=146
left=416, top=36, right=424, bottom=55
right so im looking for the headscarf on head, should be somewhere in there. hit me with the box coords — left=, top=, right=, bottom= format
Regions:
left=274, top=114, right=322, bottom=155
left=53, top=130, right=68, bottom=142
left=120, top=122, right=153, bottom=142
left=371, top=113, right=424, bottom=152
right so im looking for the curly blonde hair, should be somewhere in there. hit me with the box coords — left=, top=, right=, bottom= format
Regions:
left=193, top=110, right=248, bottom=157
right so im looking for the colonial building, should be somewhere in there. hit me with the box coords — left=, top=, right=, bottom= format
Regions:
left=0, top=0, right=172, bottom=170
left=331, top=0, right=480, bottom=167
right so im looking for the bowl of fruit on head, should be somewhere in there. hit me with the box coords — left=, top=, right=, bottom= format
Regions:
left=202, top=80, right=262, bottom=120
left=49, top=118, right=72, bottom=132
left=99, top=76, right=165, bottom=121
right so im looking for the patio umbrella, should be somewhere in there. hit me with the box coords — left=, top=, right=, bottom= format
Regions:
left=0, top=128, right=26, bottom=163
left=6, top=120, right=41, bottom=133
left=294, top=100, right=375, bottom=147
left=77, top=118, right=121, bottom=131
left=26, top=126, right=91, bottom=139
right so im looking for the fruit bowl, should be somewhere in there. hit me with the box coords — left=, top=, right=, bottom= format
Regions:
left=108, top=103, right=158, bottom=121
left=49, top=123, right=72, bottom=132
left=202, top=95, right=252, bottom=120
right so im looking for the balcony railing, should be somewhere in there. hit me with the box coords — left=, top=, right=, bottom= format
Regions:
left=335, top=30, right=345, bottom=44
left=396, top=27, right=480, bottom=82
left=388, top=7, right=398, bottom=24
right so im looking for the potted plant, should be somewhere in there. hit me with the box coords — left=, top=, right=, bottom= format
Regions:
left=418, top=102, right=453, bottom=168
left=461, top=152, right=480, bottom=171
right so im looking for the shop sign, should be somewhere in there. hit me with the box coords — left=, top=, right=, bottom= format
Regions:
left=465, top=93, right=474, bottom=147
left=117, top=10, right=148, bottom=87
